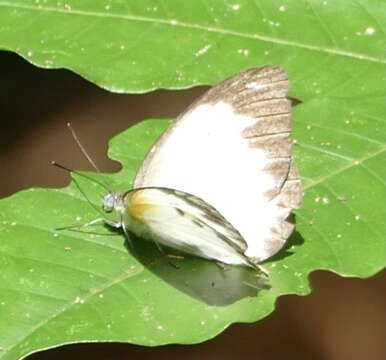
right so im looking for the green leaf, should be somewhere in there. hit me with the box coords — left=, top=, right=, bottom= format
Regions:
left=0, top=0, right=384, bottom=93
left=1, top=0, right=386, bottom=360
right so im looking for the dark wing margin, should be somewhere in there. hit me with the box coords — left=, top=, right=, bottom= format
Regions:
left=198, top=65, right=303, bottom=259
left=198, top=65, right=289, bottom=112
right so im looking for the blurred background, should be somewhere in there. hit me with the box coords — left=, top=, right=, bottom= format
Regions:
left=1, top=51, right=385, bottom=360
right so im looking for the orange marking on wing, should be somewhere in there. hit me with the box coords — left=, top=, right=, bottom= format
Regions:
left=127, top=191, right=154, bottom=220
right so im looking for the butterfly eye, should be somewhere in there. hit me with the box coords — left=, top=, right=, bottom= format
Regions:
left=103, top=193, right=116, bottom=213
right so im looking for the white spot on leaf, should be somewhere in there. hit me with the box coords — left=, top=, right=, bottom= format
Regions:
left=195, top=44, right=212, bottom=57
left=322, top=197, right=329, bottom=204
left=74, top=296, right=85, bottom=304
left=365, top=27, right=376, bottom=35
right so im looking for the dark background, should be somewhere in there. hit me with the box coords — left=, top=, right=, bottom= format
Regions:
left=1, top=51, right=385, bottom=360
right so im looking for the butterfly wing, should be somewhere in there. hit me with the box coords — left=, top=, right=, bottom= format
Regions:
left=134, top=66, right=303, bottom=263
left=124, top=188, right=251, bottom=267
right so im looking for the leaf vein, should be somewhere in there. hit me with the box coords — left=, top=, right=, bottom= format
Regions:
left=304, top=146, right=386, bottom=190
left=297, top=119, right=384, bottom=145
left=2, top=265, right=144, bottom=355
left=0, top=1, right=385, bottom=64
left=297, top=143, right=354, bottom=161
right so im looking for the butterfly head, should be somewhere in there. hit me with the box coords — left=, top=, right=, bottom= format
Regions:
left=102, top=192, right=124, bottom=213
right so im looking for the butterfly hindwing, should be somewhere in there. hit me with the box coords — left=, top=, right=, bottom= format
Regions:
left=134, top=66, right=303, bottom=263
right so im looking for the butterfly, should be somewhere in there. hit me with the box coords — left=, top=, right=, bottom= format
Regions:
left=59, top=65, right=303, bottom=271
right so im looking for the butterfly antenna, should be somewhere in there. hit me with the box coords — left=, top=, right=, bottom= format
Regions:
left=65, top=122, right=113, bottom=192
left=52, top=161, right=108, bottom=219
left=67, top=122, right=100, bottom=173
left=52, top=161, right=110, bottom=191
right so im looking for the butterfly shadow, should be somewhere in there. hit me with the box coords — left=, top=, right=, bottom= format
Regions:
left=264, top=227, right=305, bottom=264
left=124, top=234, right=270, bottom=307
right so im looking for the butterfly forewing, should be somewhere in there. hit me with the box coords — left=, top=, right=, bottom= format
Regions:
left=124, top=188, right=250, bottom=267
left=135, top=66, right=303, bottom=263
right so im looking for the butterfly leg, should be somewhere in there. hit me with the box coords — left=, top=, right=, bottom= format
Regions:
left=167, top=260, right=180, bottom=269
left=165, top=254, right=185, bottom=269
left=55, top=218, right=121, bottom=231
left=215, top=262, right=232, bottom=280
left=153, top=239, right=164, bottom=254
left=121, top=223, right=138, bottom=257
left=166, top=254, right=185, bottom=260
left=152, top=242, right=180, bottom=268
left=216, top=261, right=229, bottom=271
left=256, top=264, right=270, bottom=277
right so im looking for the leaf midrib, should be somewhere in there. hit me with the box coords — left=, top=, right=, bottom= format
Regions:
left=0, top=1, right=385, bottom=64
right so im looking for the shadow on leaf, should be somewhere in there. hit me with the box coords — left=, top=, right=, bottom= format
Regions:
left=123, top=233, right=270, bottom=306
left=264, top=227, right=305, bottom=264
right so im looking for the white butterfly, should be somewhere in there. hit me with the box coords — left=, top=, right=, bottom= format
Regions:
left=65, top=66, right=303, bottom=271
